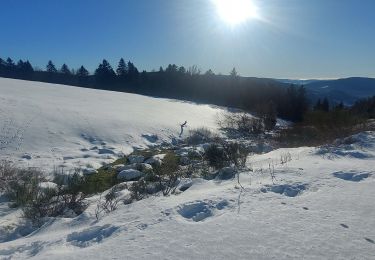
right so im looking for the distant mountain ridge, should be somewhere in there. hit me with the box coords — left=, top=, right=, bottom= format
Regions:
left=276, top=77, right=375, bottom=105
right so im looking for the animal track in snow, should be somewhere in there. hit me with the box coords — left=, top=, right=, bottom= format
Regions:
left=333, top=171, right=371, bottom=182
left=177, top=199, right=230, bottom=222
left=66, top=225, right=119, bottom=248
left=261, top=183, right=308, bottom=197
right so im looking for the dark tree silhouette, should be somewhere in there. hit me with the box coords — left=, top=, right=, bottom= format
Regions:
left=76, top=65, right=89, bottom=77
left=127, top=61, right=139, bottom=80
left=60, top=64, right=71, bottom=75
left=95, top=59, right=116, bottom=86
left=322, top=98, right=330, bottom=112
left=116, top=58, right=128, bottom=77
left=230, top=67, right=238, bottom=78
left=46, top=60, right=57, bottom=73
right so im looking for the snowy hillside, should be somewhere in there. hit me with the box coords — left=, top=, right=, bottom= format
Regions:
left=0, top=78, right=224, bottom=171
left=1, top=131, right=374, bottom=259
left=0, top=78, right=374, bottom=260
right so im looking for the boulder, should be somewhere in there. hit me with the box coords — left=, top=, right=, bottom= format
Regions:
left=82, top=168, right=97, bottom=175
left=180, top=156, right=190, bottom=166
left=117, top=169, right=144, bottom=181
left=128, top=155, right=145, bottom=164
left=138, top=163, right=153, bottom=173
left=112, top=164, right=125, bottom=171
left=145, top=154, right=165, bottom=166
left=216, top=167, right=237, bottom=180
left=117, top=163, right=138, bottom=172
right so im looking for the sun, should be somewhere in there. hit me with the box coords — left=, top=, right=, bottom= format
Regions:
left=212, top=0, right=259, bottom=25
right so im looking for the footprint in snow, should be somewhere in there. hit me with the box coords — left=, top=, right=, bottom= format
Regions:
left=66, top=225, right=119, bottom=248
left=177, top=199, right=230, bottom=222
left=333, top=171, right=371, bottom=182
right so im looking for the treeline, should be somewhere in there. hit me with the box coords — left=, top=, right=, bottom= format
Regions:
left=0, top=56, right=308, bottom=122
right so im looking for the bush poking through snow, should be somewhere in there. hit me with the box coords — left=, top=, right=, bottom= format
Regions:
left=0, top=161, right=46, bottom=207
left=186, top=127, right=218, bottom=145
left=22, top=171, right=87, bottom=226
left=95, top=186, right=122, bottom=220
left=218, top=112, right=265, bottom=136
left=205, top=141, right=250, bottom=171
left=154, top=152, right=183, bottom=196
left=205, top=144, right=227, bottom=170
left=129, top=180, right=148, bottom=201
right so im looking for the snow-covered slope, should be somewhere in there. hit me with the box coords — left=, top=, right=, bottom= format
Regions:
left=1, top=132, right=374, bottom=259
left=0, top=78, right=224, bottom=171
left=1, top=78, right=374, bottom=259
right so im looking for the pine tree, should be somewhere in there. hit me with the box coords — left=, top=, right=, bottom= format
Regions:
left=95, top=59, right=116, bottom=85
left=46, top=60, right=57, bottom=73
left=230, top=67, right=238, bottom=78
left=116, top=58, right=128, bottom=77
left=127, top=61, right=139, bottom=80
left=314, top=99, right=322, bottom=111
left=6, top=58, right=15, bottom=67
left=322, top=98, right=330, bottom=112
left=76, top=66, right=89, bottom=77
left=60, top=64, right=71, bottom=74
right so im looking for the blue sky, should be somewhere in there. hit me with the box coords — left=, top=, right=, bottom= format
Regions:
left=1, top=0, right=374, bottom=78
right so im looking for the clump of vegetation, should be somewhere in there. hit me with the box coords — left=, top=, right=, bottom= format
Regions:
left=95, top=185, right=122, bottom=220
left=277, top=102, right=372, bottom=147
left=218, top=104, right=278, bottom=137
left=186, top=127, right=218, bottom=145
left=154, top=152, right=183, bottom=196
left=22, top=171, right=88, bottom=226
left=204, top=140, right=250, bottom=171
left=0, top=161, right=46, bottom=207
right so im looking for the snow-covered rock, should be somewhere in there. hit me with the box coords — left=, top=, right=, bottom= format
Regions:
left=112, top=164, right=125, bottom=171
left=138, top=163, right=153, bottom=173
left=117, top=163, right=138, bottom=171
left=38, top=182, right=58, bottom=190
left=216, top=167, right=237, bottom=180
left=117, top=169, right=144, bottom=181
left=145, top=154, right=165, bottom=166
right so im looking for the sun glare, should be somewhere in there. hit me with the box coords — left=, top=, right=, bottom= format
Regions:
left=213, top=0, right=259, bottom=25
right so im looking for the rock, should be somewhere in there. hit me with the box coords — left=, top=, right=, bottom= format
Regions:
left=142, top=134, right=158, bottom=143
left=118, top=169, right=145, bottom=181
left=128, top=155, right=145, bottom=164
left=145, top=154, right=165, bottom=166
left=82, top=168, right=97, bottom=175
left=188, top=149, right=202, bottom=158
left=216, top=167, right=237, bottom=180
left=180, top=156, right=190, bottom=166
left=117, top=163, right=138, bottom=172
left=98, top=148, right=116, bottom=155
left=145, top=157, right=161, bottom=166
left=178, top=180, right=193, bottom=192
left=200, top=143, right=211, bottom=152
left=22, top=154, right=32, bottom=160
left=39, top=182, right=58, bottom=190
left=138, top=163, right=153, bottom=173
left=146, top=183, right=161, bottom=194
left=112, top=164, right=125, bottom=171
left=62, top=208, right=77, bottom=218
